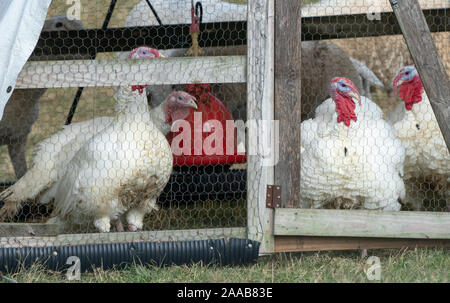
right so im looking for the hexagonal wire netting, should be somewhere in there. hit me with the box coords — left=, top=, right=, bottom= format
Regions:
left=0, top=0, right=448, bottom=243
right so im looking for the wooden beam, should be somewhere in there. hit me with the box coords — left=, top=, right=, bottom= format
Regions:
left=246, top=0, right=275, bottom=254
left=28, top=9, right=448, bottom=60
left=274, top=208, right=450, bottom=239
left=0, top=223, right=60, bottom=237
left=16, top=56, right=246, bottom=89
left=274, top=236, right=450, bottom=252
left=390, top=0, right=450, bottom=150
left=0, top=227, right=246, bottom=248
left=302, top=8, right=448, bottom=41
left=274, top=0, right=302, bottom=208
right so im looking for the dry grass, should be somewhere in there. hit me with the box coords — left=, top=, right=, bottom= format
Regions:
left=3, top=247, right=449, bottom=283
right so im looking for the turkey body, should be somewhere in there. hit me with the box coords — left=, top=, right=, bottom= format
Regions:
left=0, top=117, right=113, bottom=211
left=48, top=86, right=173, bottom=232
left=301, top=117, right=406, bottom=211
left=387, top=93, right=450, bottom=179
left=301, top=79, right=406, bottom=211
left=387, top=93, right=450, bottom=210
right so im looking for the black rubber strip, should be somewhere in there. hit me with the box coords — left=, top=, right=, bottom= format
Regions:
left=0, top=238, right=259, bottom=273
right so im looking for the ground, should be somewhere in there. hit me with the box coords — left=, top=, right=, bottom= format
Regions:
left=3, top=248, right=448, bottom=283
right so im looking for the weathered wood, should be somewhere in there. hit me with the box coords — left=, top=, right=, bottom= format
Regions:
left=28, top=9, right=448, bottom=60
left=274, top=0, right=302, bottom=208
left=246, top=0, right=275, bottom=253
left=390, top=0, right=450, bottom=150
left=274, top=236, right=450, bottom=252
left=16, top=56, right=246, bottom=89
left=274, top=209, right=450, bottom=239
left=0, top=227, right=246, bottom=248
left=0, top=223, right=60, bottom=237
left=302, top=8, right=448, bottom=41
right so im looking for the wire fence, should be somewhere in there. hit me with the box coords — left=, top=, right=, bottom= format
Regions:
left=0, top=0, right=448, bottom=244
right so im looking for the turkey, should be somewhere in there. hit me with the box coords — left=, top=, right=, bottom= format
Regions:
left=387, top=65, right=450, bottom=210
left=0, top=47, right=198, bottom=224
left=43, top=47, right=198, bottom=232
left=0, top=15, right=86, bottom=179
left=300, top=77, right=406, bottom=211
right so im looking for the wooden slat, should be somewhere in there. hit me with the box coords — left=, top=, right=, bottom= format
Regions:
left=16, top=56, right=246, bottom=89
left=274, top=209, right=450, bottom=239
left=390, top=0, right=450, bottom=150
left=0, top=223, right=60, bottom=237
left=0, top=227, right=246, bottom=248
left=274, top=0, right=302, bottom=208
left=274, top=236, right=450, bottom=252
left=246, top=0, right=276, bottom=254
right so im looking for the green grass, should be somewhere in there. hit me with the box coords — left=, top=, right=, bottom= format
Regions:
left=3, top=248, right=449, bottom=283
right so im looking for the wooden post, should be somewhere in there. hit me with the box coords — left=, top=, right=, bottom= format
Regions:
left=390, top=0, right=450, bottom=150
left=274, top=0, right=302, bottom=208
left=247, top=0, right=275, bottom=253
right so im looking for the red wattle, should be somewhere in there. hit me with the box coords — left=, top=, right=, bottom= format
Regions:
left=398, top=76, right=424, bottom=111
left=334, top=95, right=357, bottom=127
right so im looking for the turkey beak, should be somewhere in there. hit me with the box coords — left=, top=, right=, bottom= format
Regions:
left=187, top=97, right=198, bottom=110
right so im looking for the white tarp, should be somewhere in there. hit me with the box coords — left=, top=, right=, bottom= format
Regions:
left=0, top=0, right=52, bottom=120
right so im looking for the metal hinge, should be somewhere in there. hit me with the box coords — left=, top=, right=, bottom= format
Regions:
left=266, top=185, right=281, bottom=208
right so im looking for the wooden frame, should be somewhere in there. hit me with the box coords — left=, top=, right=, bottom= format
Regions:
left=246, top=0, right=276, bottom=253
left=248, top=0, right=450, bottom=253
left=2, top=0, right=449, bottom=255
left=274, top=209, right=450, bottom=239
left=16, top=56, right=246, bottom=89
left=0, top=227, right=246, bottom=248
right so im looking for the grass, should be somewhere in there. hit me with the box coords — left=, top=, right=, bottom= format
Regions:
left=3, top=248, right=449, bottom=283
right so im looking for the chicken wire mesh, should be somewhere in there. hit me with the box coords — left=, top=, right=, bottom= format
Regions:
left=0, top=0, right=448, bottom=247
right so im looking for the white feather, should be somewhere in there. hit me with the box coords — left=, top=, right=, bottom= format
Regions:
left=301, top=98, right=405, bottom=211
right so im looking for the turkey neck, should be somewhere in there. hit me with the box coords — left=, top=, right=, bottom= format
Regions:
left=149, top=101, right=171, bottom=135
left=114, top=86, right=152, bottom=124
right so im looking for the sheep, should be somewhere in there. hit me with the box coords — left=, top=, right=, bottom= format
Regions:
left=0, top=16, right=86, bottom=179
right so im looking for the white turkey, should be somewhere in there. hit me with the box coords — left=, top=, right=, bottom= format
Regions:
left=0, top=47, right=198, bottom=226
left=387, top=65, right=450, bottom=210
left=45, top=47, right=198, bottom=232
left=300, top=77, right=406, bottom=211
left=0, top=15, right=86, bottom=179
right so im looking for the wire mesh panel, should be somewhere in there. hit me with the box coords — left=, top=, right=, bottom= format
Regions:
left=0, top=0, right=249, bottom=244
left=0, top=0, right=448, bottom=258
left=299, top=0, right=449, bottom=212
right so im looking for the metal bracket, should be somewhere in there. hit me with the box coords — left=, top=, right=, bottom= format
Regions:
left=266, top=185, right=281, bottom=208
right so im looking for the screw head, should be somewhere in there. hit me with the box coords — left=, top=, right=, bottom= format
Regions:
left=6, top=86, right=12, bottom=93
